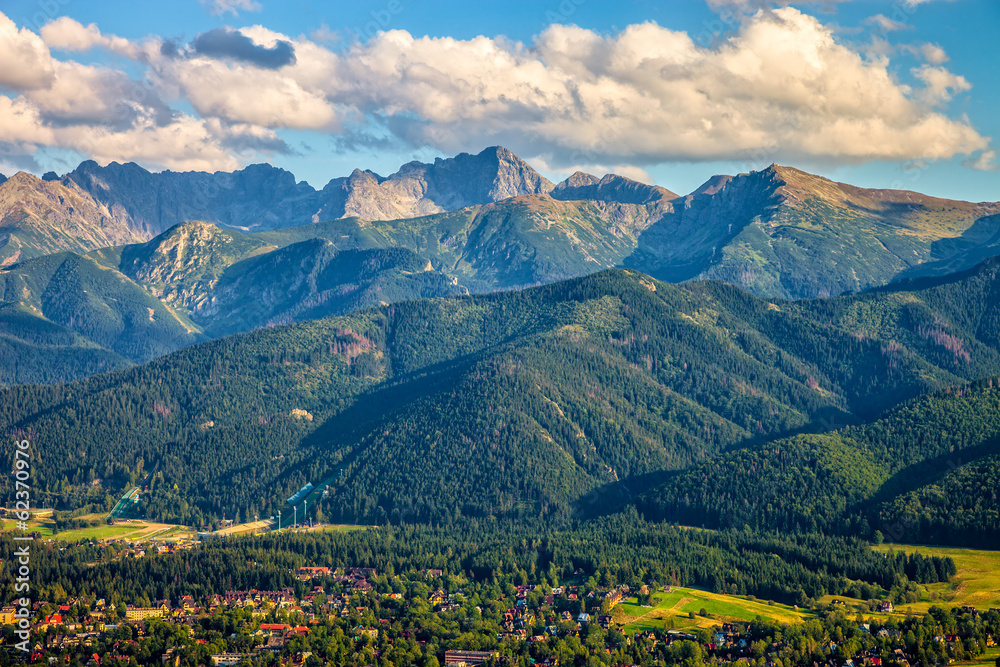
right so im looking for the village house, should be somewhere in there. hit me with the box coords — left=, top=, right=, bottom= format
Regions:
left=296, top=566, right=332, bottom=580
left=125, top=605, right=167, bottom=621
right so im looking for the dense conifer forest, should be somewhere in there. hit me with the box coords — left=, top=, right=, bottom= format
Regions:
left=3, top=264, right=1000, bottom=542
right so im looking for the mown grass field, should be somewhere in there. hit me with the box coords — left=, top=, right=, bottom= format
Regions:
left=873, top=544, right=1000, bottom=613
left=215, top=519, right=274, bottom=536
left=615, top=543, right=1000, bottom=635
left=0, top=516, right=54, bottom=536
left=54, top=523, right=147, bottom=540
left=1, top=511, right=196, bottom=542
left=615, top=587, right=812, bottom=634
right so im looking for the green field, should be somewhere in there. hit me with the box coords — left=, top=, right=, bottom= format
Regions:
left=53, top=523, right=146, bottom=540
left=614, top=543, right=1000, bottom=636
left=319, top=524, right=369, bottom=533
left=955, top=646, right=999, bottom=667
left=872, top=544, right=1000, bottom=613
left=1, top=512, right=195, bottom=543
left=615, top=587, right=812, bottom=634
left=0, top=517, right=54, bottom=536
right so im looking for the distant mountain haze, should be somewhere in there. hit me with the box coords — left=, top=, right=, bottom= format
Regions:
left=4, top=147, right=1000, bottom=385
left=63, top=146, right=554, bottom=236
left=1, top=147, right=996, bottom=302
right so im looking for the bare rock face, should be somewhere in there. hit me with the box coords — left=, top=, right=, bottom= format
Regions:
left=317, top=146, right=556, bottom=222
left=552, top=172, right=678, bottom=205
left=67, top=146, right=556, bottom=235
left=0, top=172, right=145, bottom=266
left=67, top=160, right=319, bottom=237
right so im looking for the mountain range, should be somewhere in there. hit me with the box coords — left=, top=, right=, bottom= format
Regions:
left=4, top=142, right=1000, bottom=548
left=4, top=147, right=1000, bottom=387
left=626, top=164, right=1000, bottom=298
left=3, top=147, right=998, bottom=295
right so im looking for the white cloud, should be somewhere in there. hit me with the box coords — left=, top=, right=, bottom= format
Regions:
left=260, top=7, right=981, bottom=166
left=864, top=14, right=911, bottom=32
left=200, top=0, right=262, bottom=17
left=164, top=59, right=339, bottom=130
left=24, top=60, right=159, bottom=126
left=0, top=13, right=54, bottom=90
left=912, top=65, right=971, bottom=105
left=52, top=113, right=245, bottom=172
left=40, top=17, right=141, bottom=59
left=0, top=95, right=55, bottom=146
left=920, top=42, right=949, bottom=65
left=0, top=90, right=280, bottom=172
left=0, top=7, right=989, bottom=176
left=963, top=149, right=997, bottom=172
left=0, top=10, right=287, bottom=173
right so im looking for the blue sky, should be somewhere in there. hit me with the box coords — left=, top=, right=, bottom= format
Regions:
left=0, top=0, right=997, bottom=201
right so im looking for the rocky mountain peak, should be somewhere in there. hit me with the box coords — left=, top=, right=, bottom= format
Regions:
left=483, top=145, right=555, bottom=200
left=118, top=219, right=274, bottom=307
left=552, top=171, right=676, bottom=205
left=690, top=174, right=733, bottom=197
left=0, top=169, right=145, bottom=266
left=2, top=170, right=42, bottom=188
left=561, top=171, right=601, bottom=189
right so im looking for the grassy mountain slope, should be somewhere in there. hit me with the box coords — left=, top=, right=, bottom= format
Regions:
left=0, top=221, right=468, bottom=383
left=4, top=267, right=1000, bottom=525
left=108, top=219, right=276, bottom=310
left=628, top=166, right=1000, bottom=299
left=109, top=222, right=467, bottom=336
left=201, top=240, right=464, bottom=337
left=256, top=195, right=667, bottom=291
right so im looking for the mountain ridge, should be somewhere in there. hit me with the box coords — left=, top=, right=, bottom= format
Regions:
left=0, top=171, right=147, bottom=267
left=63, top=146, right=555, bottom=236
left=4, top=263, right=1000, bottom=528
left=3, top=148, right=1000, bottom=349
left=626, top=164, right=1000, bottom=299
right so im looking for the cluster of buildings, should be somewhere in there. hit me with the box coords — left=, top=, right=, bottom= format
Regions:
left=6, top=563, right=998, bottom=667
left=295, top=566, right=376, bottom=591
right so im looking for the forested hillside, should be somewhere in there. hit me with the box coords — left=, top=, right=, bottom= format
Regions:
left=4, top=263, right=1000, bottom=529
left=0, top=222, right=466, bottom=385
left=0, top=251, right=204, bottom=384
left=636, top=379, right=1000, bottom=547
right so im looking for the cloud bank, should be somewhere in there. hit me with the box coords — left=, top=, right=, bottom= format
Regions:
left=0, top=6, right=990, bottom=175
